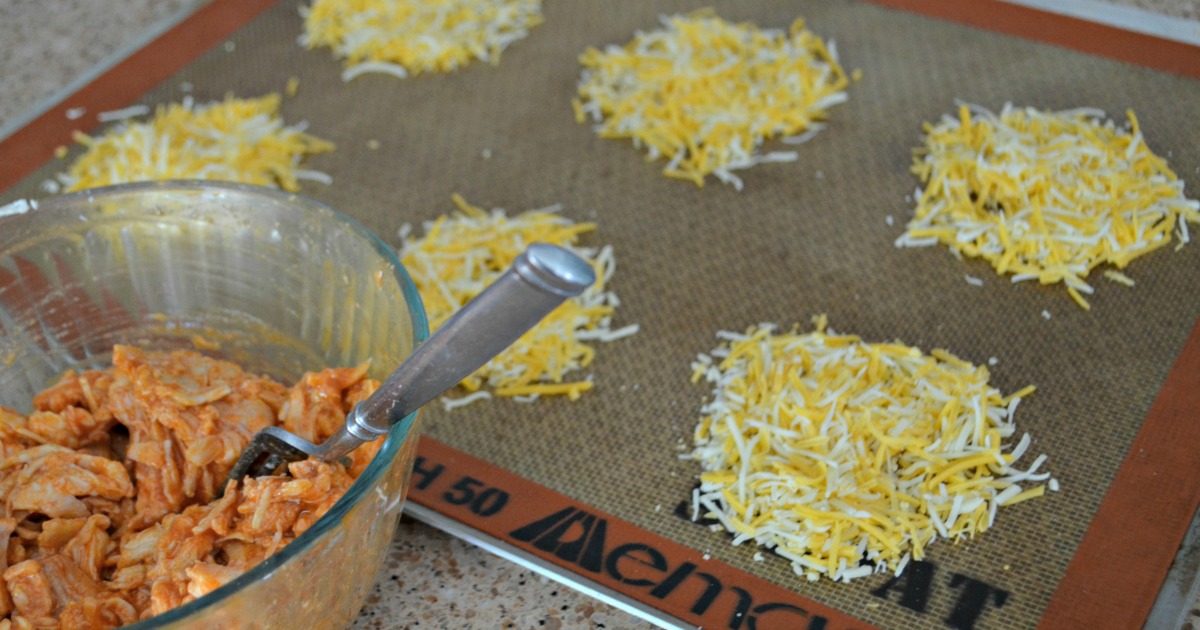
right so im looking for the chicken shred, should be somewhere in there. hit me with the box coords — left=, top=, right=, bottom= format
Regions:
left=0, top=346, right=378, bottom=627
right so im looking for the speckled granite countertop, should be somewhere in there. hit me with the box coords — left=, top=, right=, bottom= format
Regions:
left=1, top=1, right=1198, bottom=628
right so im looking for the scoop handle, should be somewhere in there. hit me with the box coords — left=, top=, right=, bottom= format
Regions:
left=345, top=243, right=595, bottom=439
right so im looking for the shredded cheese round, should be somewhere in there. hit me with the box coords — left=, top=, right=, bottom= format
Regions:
left=398, top=195, right=637, bottom=406
left=60, top=94, right=333, bottom=193
left=897, top=103, right=1200, bottom=310
left=301, top=0, right=543, bottom=79
left=687, top=316, right=1053, bottom=583
left=574, top=10, right=853, bottom=190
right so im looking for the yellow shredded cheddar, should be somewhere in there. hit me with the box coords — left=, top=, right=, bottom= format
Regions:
left=575, top=10, right=853, bottom=190
left=301, top=0, right=543, bottom=80
left=399, top=195, right=637, bottom=407
left=687, top=317, right=1054, bottom=583
left=60, top=94, right=333, bottom=192
left=897, top=103, right=1200, bottom=309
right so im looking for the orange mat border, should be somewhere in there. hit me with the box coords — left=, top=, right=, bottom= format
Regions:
left=1040, top=316, right=1200, bottom=628
left=0, top=0, right=279, bottom=192
left=864, top=0, right=1200, bottom=80
left=1, top=0, right=1199, bottom=626
left=409, top=437, right=877, bottom=629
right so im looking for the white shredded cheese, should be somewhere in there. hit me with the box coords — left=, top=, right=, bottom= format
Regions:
left=303, top=0, right=543, bottom=79
left=59, top=94, right=333, bottom=192
left=96, top=104, right=150, bottom=122
left=688, top=316, right=1050, bottom=582
left=574, top=10, right=854, bottom=189
left=341, top=60, right=409, bottom=81
left=781, top=123, right=827, bottom=146
left=897, top=103, right=1199, bottom=310
left=294, top=169, right=334, bottom=185
left=0, top=199, right=33, bottom=218
left=440, top=390, right=493, bottom=410
left=399, top=195, right=636, bottom=403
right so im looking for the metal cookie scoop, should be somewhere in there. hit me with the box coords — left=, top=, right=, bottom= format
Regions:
left=222, top=243, right=595, bottom=491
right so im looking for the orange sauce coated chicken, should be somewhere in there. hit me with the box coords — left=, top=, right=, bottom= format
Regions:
left=0, top=346, right=382, bottom=628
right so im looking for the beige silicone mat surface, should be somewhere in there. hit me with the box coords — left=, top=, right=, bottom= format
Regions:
left=4, top=1, right=1200, bottom=627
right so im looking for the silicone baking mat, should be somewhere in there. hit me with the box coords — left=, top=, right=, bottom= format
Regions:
left=2, top=1, right=1199, bottom=628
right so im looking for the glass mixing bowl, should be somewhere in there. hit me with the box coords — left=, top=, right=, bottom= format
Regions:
left=0, top=180, right=429, bottom=629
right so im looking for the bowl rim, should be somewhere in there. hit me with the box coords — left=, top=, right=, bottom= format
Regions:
left=18, top=180, right=431, bottom=627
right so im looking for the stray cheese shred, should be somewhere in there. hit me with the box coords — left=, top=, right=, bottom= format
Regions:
left=301, top=0, right=543, bottom=79
left=60, top=94, right=333, bottom=192
left=897, top=103, right=1200, bottom=309
left=398, top=195, right=636, bottom=407
left=574, top=10, right=853, bottom=190
left=687, top=317, right=1054, bottom=583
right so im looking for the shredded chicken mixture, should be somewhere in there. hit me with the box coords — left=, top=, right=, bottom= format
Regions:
left=0, top=346, right=382, bottom=628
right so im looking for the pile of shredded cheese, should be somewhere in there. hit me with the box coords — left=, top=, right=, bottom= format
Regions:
left=301, top=0, right=543, bottom=80
left=59, top=94, right=333, bottom=192
left=897, top=103, right=1200, bottom=309
left=398, top=195, right=637, bottom=408
left=574, top=10, right=853, bottom=190
left=686, top=317, right=1054, bottom=583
